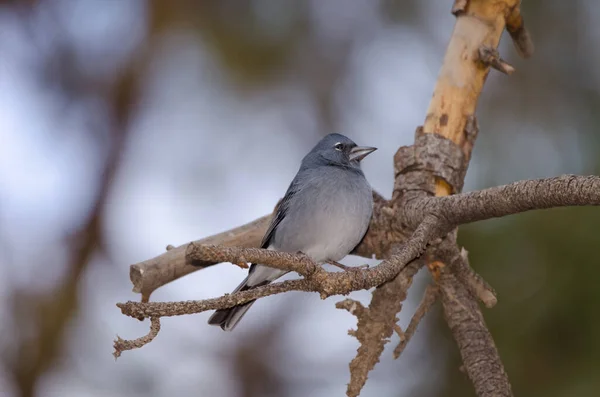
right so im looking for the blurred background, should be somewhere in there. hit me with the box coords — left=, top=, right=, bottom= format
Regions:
left=1, top=1, right=599, bottom=396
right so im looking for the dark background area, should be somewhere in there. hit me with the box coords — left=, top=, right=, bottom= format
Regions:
left=0, top=1, right=598, bottom=396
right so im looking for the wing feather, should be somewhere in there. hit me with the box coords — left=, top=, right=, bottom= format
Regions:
left=260, top=179, right=299, bottom=249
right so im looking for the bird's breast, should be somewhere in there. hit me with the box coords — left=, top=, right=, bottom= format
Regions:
left=272, top=168, right=373, bottom=263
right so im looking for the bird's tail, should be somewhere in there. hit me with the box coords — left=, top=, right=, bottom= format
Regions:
left=207, top=273, right=271, bottom=331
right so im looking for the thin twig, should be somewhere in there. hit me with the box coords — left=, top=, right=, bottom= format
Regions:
left=478, top=46, right=515, bottom=75
left=452, top=247, right=497, bottom=308
left=186, top=244, right=317, bottom=277
left=505, top=3, right=534, bottom=58
left=113, top=318, right=161, bottom=359
left=337, top=299, right=374, bottom=351
left=393, top=285, right=439, bottom=359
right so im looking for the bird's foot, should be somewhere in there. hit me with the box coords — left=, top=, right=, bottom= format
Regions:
left=234, top=262, right=250, bottom=269
left=327, top=260, right=369, bottom=271
left=327, top=260, right=350, bottom=271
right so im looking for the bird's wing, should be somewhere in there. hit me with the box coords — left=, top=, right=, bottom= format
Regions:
left=259, top=178, right=300, bottom=249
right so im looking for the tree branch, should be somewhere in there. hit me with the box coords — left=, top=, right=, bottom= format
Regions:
left=439, top=269, right=513, bottom=397
left=186, top=244, right=317, bottom=277
left=115, top=171, right=599, bottom=373
left=129, top=191, right=393, bottom=301
left=118, top=215, right=441, bottom=315
left=341, top=259, right=423, bottom=397
left=130, top=214, right=272, bottom=302
left=115, top=172, right=599, bottom=391
left=113, top=317, right=161, bottom=358
left=451, top=247, right=497, bottom=308
left=118, top=279, right=312, bottom=320
left=393, top=284, right=439, bottom=359
left=431, top=174, right=600, bottom=225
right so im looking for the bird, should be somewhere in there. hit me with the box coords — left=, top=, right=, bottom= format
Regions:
left=208, top=133, right=376, bottom=331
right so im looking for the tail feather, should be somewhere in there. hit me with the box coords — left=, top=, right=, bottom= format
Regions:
left=207, top=273, right=271, bottom=331
left=208, top=300, right=257, bottom=331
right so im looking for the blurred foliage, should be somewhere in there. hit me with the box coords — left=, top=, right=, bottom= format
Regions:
left=0, top=1, right=599, bottom=397
left=432, top=206, right=600, bottom=397
left=148, top=1, right=306, bottom=85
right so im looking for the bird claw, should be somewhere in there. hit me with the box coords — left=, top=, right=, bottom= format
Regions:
left=234, top=262, right=250, bottom=269
left=344, top=264, right=370, bottom=272
left=326, top=261, right=369, bottom=271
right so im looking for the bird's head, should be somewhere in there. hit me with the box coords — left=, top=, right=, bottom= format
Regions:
left=303, top=133, right=377, bottom=170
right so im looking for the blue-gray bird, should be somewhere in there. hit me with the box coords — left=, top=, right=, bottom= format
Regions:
left=208, top=133, right=376, bottom=331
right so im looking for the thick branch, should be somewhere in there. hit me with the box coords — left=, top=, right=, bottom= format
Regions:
left=439, top=270, right=512, bottom=397
left=130, top=215, right=271, bottom=302
left=350, top=0, right=519, bottom=382
left=422, top=0, right=523, bottom=196
left=393, top=2, right=527, bottom=396
left=118, top=279, right=312, bottom=319
left=407, top=174, right=600, bottom=228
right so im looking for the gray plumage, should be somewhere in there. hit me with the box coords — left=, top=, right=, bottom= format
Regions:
left=208, top=133, right=376, bottom=331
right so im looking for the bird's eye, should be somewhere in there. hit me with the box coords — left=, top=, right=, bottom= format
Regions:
left=334, top=142, right=343, bottom=151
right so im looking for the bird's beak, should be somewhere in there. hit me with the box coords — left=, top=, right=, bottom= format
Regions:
left=350, top=146, right=377, bottom=162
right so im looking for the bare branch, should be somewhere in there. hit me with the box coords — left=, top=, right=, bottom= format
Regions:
left=336, top=299, right=367, bottom=319
left=113, top=318, right=161, bottom=358
left=393, top=284, right=439, bottom=359
left=129, top=191, right=393, bottom=301
left=118, top=279, right=312, bottom=320
left=130, top=215, right=272, bottom=302
left=129, top=173, right=598, bottom=310
left=343, top=260, right=423, bottom=397
left=114, top=215, right=447, bottom=363
left=186, top=244, right=318, bottom=277
left=118, top=216, right=442, bottom=319
left=505, top=2, right=534, bottom=58
left=451, top=247, right=497, bottom=308
left=120, top=173, right=598, bottom=347
left=439, top=270, right=513, bottom=397
left=432, top=174, right=600, bottom=226
left=478, top=46, right=515, bottom=75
